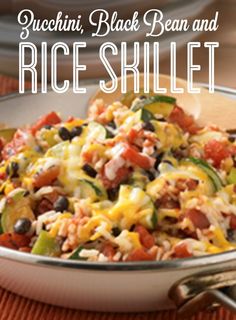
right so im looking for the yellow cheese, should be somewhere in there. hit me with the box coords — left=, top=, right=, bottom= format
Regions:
left=49, top=213, right=73, bottom=237
left=78, top=215, right=112, bottom=242
left=158, top=209, right=180, bottom=222
left=151, top=121, right=185, bottom=151
left=146, top=162, right=213, bottom=201
left=63, top=119, right=84, bottom=131
left=211, top=227, right=236, bottom=250
left=4, top=182, right=15, bottom=195
left=205, top=242, right=223, bottom=254
left=114, top=230, right=142, bottom=252
left=108, top=186, right=154, bottom=229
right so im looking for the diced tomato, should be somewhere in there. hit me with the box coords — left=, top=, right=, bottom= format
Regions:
left=11, top=233, right=31, bottom=247
left=30, top=112, right=61, bottom=135
left=102, top=243, right=116, bottom=261
left=122, top=145, right=153, bottom=169
left=175, top=179, right=198, bottom=192
left=100, top=166, right=131, bottom=189
left=43, top=190, right=59, bottom=203
left=128, top=128, right=139, bottom=144
left=229, top=145, right=236, bottom=156
left=36, top=198, right=54, bottom=216
left=230, top=214, right=236, bottom=229
left=66, top=116, right=75, bottom=123
left=174, top=242, right=192, bottom=258
left=33, top=166, right=60, bottom=188
left=0, top=233, right=30, bottom=250
left=0, top=233, right=17, bottom=249
left=126, top=248, right=156, bottom=261
left=19, top=247, right=31, bottom=253
left=169, top=106, right=200, bottom=134
left=2, top=129, right=28, bottom=160
left=185, top=209, right=210, bottom=229
left=134, top=225, right=155, bottom=249
left=185, top=179, right=199, bottom=190
left=81, top=151, right=93, bottom=163
left=156, top=194, right=180, bottom=209
left=0, top=171, right=6, bottom=180
left=204, top=139, right=230, bottom=168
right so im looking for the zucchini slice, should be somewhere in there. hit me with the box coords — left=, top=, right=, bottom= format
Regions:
left=69, top=246, right=86, bottom=260
left=78, top=178, right=107, bottom=201
left=131, top=95, right=176, bottom=117
left=140, top=109, right=155, bottom=122
left=1, top=189, right=35, bottom=233
left=46, top=141, right=70, bottom=158
left=188, top=157, right=223, bottom=191
left=151, top=209, right=158, bottom=229
left=87, top=122, right=107, bottom=141
left=133, top=109, right=155, bottom=123
left=227, top=167, right=236, bottom=184
left=121, top=90, right=151, bottom=108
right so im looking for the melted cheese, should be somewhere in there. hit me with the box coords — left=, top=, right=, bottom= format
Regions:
left=49, top=213, right=73, bottom=237
left=152, top=121, right=186, bottom=151
left=114, top=230, right=141, bottom=252
left=158, top=209, right=180, bottom=222
left=146, top=162, right=213, bottom=201
left=78, top=215, right=112, bottom=242
left=107, top=186, right=154, bottom=229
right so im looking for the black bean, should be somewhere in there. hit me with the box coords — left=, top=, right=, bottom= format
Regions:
left=154, top=153, right=164, bottom=170
left=53, top=196, right=69, bottom=212
left=71, top=126, right=83, bottom=138
left=6, top=162, right=19, bottom=178
left=112, top=227, right=121, bottom=237
left=11, top=162, right=19, bottom=174
left=142, top=121, right=155, bottom=132
left=139, top=95, right=147, bottom=100
left=106, top=121, right=116, bottom=129
left=229, top=135, right=236, bottom=143
left=227, top=229, right=235, bottom=242
left=14, top=218, right=32, bottom=234
left=162, top=160, right=173, bottom=165
left=130, top=224, right=136, bottom=231
left=145, top=170, right=155, bottom=181
left=82, top=164, right=97, bottom=178
left=6, top=165, right=10, bottom=176
left=34, top=145, right=44, bottom=153
left=107, top=187, right=119, bottom=201
left=58, top=127, right=71, bottom=141
left=106, top=128, right=115, bottom=139
left=44, top=125, right=53, bottom=130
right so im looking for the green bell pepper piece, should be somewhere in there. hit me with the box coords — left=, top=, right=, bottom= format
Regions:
left=31, top=230, right=61, bottom=257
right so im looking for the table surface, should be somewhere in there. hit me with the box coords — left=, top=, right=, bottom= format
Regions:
left=0, top=1, right=236, bottom=318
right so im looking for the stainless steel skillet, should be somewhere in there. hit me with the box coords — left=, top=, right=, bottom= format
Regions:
left=0, top=83, right=236, bottom=317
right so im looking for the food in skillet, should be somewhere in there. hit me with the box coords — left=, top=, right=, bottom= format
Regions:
left=0, top=93, right=236, bottom=262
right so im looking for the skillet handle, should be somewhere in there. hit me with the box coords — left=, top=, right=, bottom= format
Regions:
left=168, top=269, right=236, bottom=318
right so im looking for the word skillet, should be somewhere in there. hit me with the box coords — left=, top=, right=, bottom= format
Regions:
left=19, top=41, right=218, bottom=94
